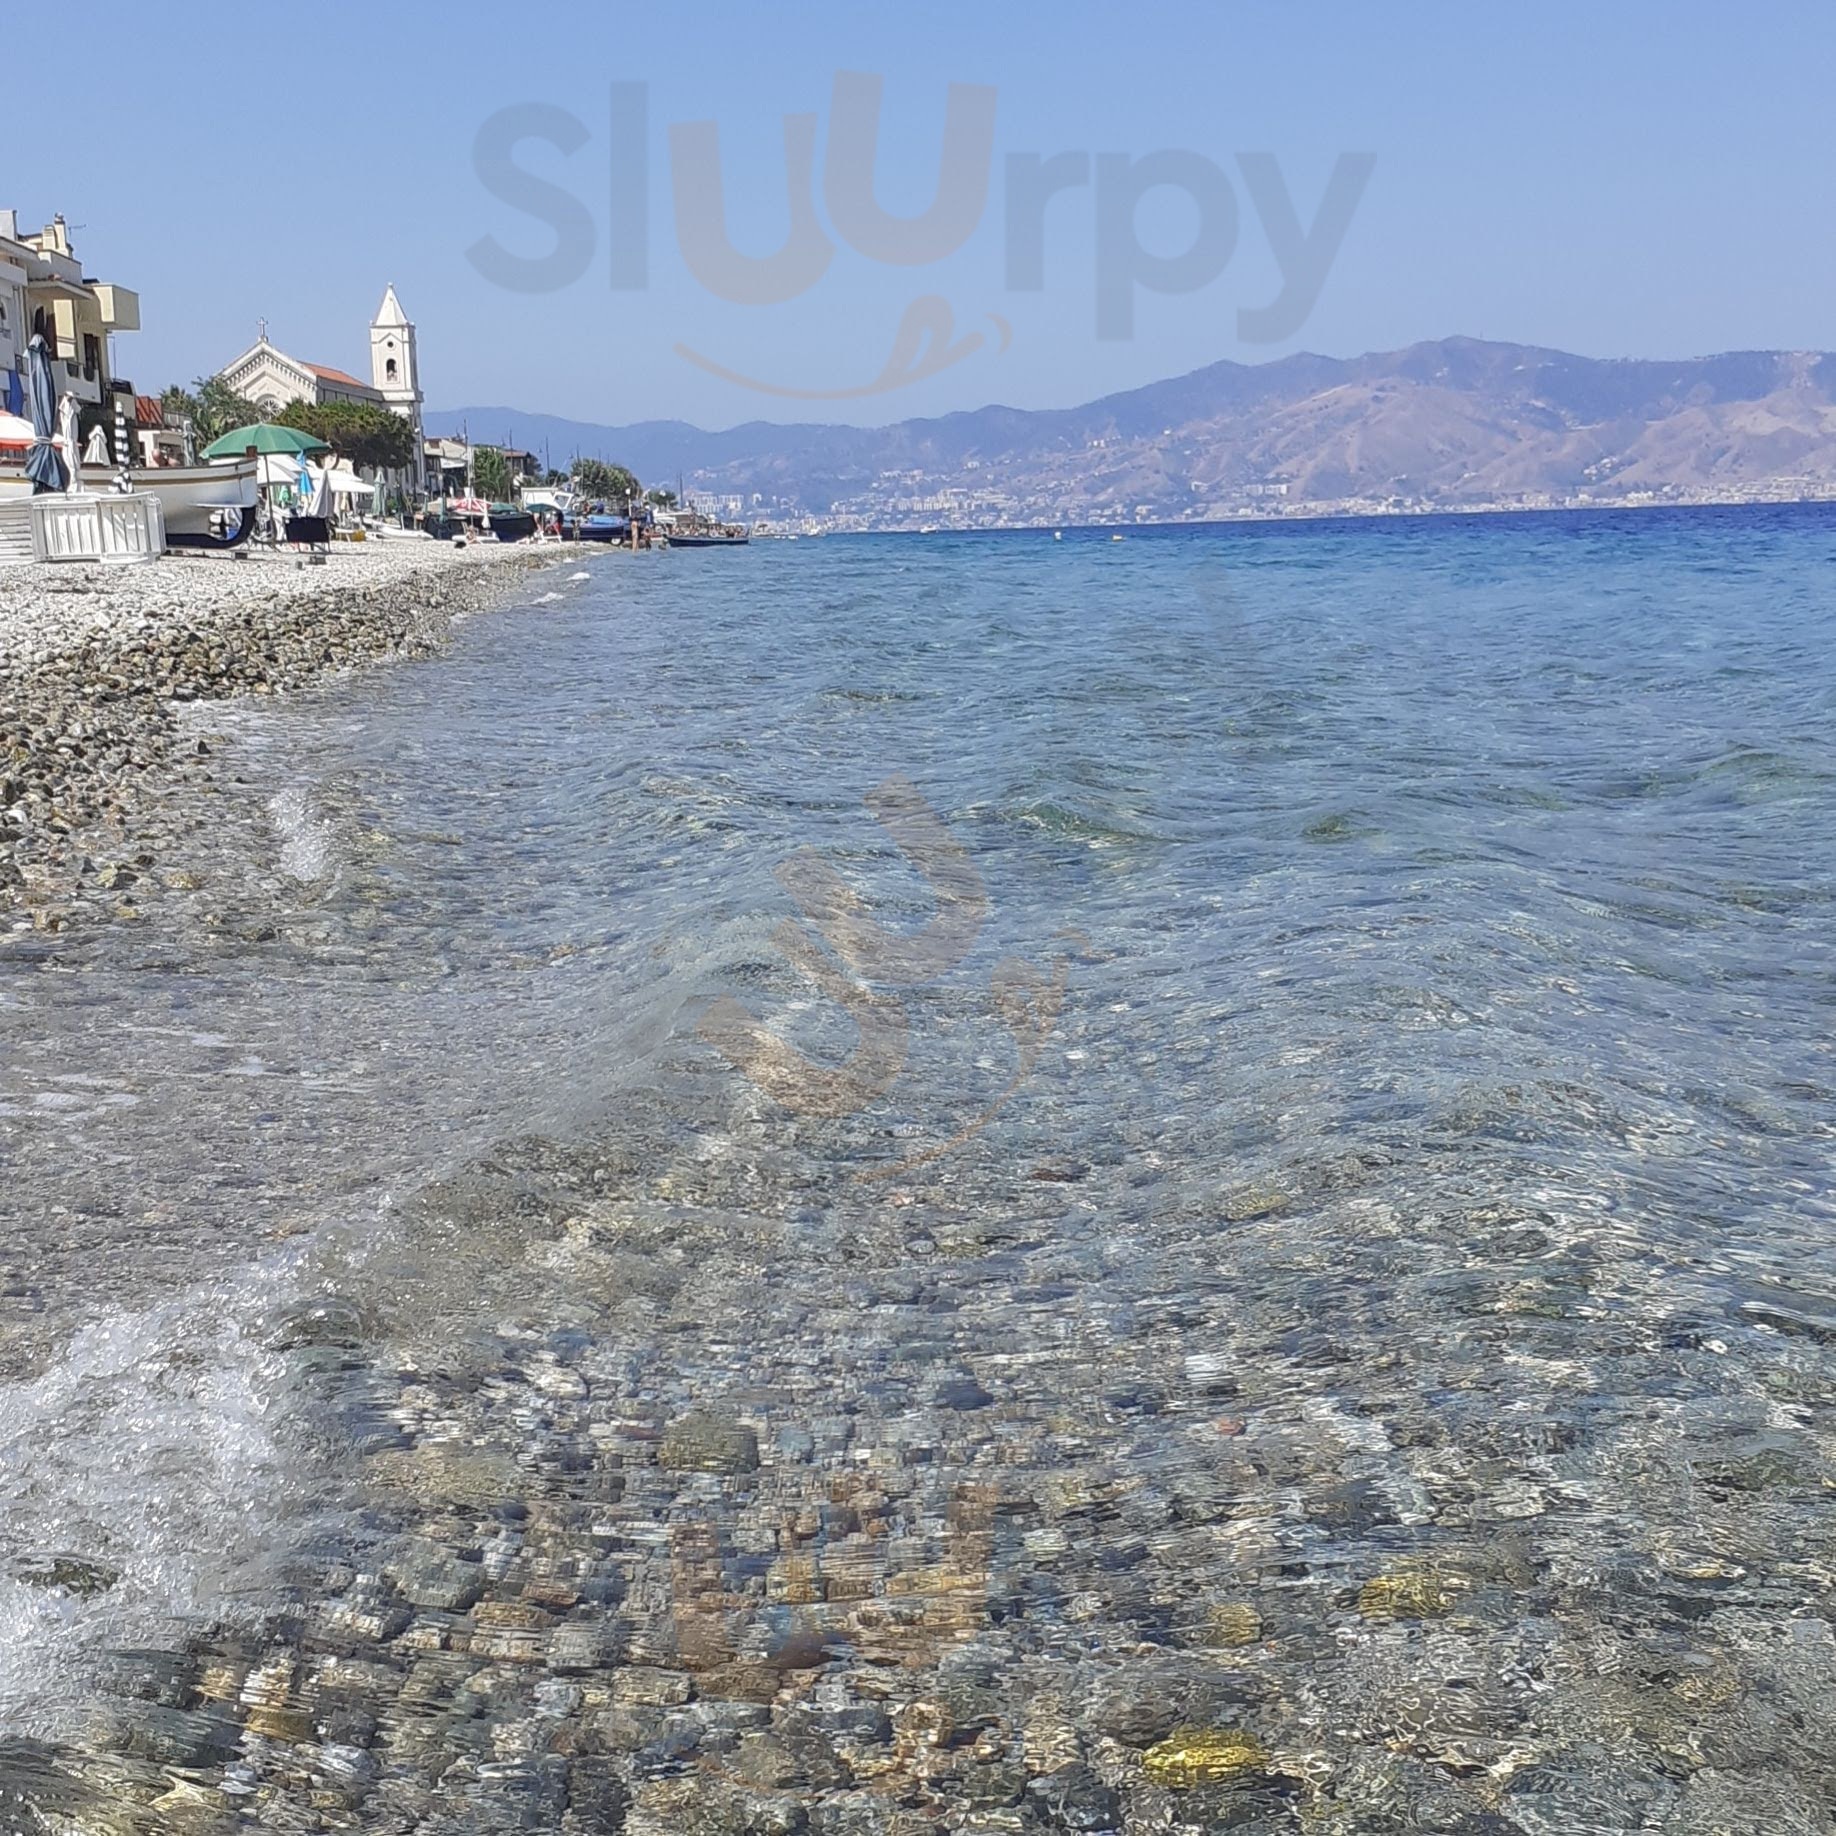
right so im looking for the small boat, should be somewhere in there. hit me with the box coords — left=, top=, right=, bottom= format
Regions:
left=154, top=460, right=262, bottom=548
left=667, top=525, right=750, bottom=548
left=576, top=513, right=631, bottom=544
left=488, top=503, right=536, bottom=542
left=0, top=457, right=261, bottom=549
left=421, top=495, right=490, bottom=541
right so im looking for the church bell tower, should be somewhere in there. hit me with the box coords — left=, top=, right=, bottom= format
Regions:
left=370, top=284, right=424, bottom=457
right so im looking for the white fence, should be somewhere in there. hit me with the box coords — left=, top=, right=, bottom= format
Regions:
left=0, top=500, right=33, bottom=568
left=30, top=492, right=166, bottom=564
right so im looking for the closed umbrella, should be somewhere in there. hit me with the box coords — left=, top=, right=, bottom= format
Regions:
left=82, top=424, right=110, bottom=466
left=57, top=394, right=85, bottom=495
left=23, top=336, right=65, bottom=493
left=306, top=463, right=333, bottom=520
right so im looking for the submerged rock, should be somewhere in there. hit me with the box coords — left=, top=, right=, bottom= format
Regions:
left=660, top=1410, right=761, bottom=1474
left=1358, top=1563, right=1464, bottom=1621
left=1141, top=1726, right=1270, bottom=1789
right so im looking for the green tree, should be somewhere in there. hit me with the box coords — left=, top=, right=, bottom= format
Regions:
left=474, top=446, right=513, bottom=500
left=644, top=486, right=678, bottom=509
left=276, top=398, right=418, bottom=472
left=571, top=457, right=640, bottom=504
left=161, top=376, right=268, bottom=446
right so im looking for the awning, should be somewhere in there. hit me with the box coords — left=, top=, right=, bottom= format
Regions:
left=309, top=462, right=370, bottom=497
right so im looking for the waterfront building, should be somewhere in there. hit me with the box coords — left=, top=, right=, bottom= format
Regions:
left=0, top=210, right=140, bottom=417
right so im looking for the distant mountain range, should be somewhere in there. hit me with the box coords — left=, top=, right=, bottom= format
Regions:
left=428, top=336, right=1836, bottom=528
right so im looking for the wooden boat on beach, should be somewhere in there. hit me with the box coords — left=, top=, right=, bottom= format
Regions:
left=0, top=457, right=260, bottom=549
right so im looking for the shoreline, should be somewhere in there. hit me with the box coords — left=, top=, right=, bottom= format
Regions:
left=0, top=538, right=580, bottom=929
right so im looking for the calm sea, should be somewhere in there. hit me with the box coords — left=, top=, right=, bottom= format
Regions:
left=3, top=507, right=1834, bottom=1829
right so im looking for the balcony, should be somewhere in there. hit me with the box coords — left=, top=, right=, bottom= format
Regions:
left=93, top=284, right=138, bottom=332
left=58, top=359, right=101, bottom=405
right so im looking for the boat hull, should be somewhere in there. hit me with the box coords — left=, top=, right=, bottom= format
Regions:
left=0, top=459, right=260, bottom=532
left=1, top=460, right=262, bottom=548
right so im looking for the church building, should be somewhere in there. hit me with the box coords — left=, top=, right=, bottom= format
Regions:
left=217, top=285, right=425, bottom=465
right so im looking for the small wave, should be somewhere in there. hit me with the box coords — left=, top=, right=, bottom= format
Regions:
left=1012, top=799, right=1167, bottom=846
left=268, top=786, right=337, bottom=883
left=0, top=1284, right=305, bottom=1744
left=568, top=571, right=591, bottom=582
left=1302, top=809, right=1385, bottom=844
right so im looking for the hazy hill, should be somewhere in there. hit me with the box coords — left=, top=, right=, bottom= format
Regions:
left=428, top=337, right=1836, bottom=524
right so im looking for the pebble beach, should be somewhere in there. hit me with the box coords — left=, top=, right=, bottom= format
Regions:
left=0, top=539, right=565, bottom=926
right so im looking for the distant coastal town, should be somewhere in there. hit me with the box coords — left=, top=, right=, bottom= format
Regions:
left=0, top=209, right=688, bottom=541
left=1, top=213, right=435, bottom=489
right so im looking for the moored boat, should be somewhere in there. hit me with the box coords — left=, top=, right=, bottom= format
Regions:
left=488, top=503, right=536, bottom=542
left=421, top=496, right=488, bottom=541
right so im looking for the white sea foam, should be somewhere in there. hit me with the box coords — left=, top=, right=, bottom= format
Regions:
left=268, top=786, right=337, bottom=883
left=0, top=1276, right=303, bottom=1741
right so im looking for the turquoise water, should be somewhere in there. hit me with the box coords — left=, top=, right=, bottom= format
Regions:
left=3, top=507, right=1836, bottom=1830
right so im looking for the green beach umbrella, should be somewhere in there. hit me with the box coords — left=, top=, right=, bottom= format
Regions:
left=202, top=421, right=329, bottom=461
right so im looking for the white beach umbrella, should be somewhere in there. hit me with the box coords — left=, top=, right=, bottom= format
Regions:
left=82, top=424, right=110, bottom=466
left=57, top=394, right=85, bottom=495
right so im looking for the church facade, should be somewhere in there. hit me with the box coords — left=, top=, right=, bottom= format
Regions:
left=217, top=285, right=425, bottom=473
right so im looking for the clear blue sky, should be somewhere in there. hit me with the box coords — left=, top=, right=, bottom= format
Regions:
left=12, top=1, right=1832, bottom=429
